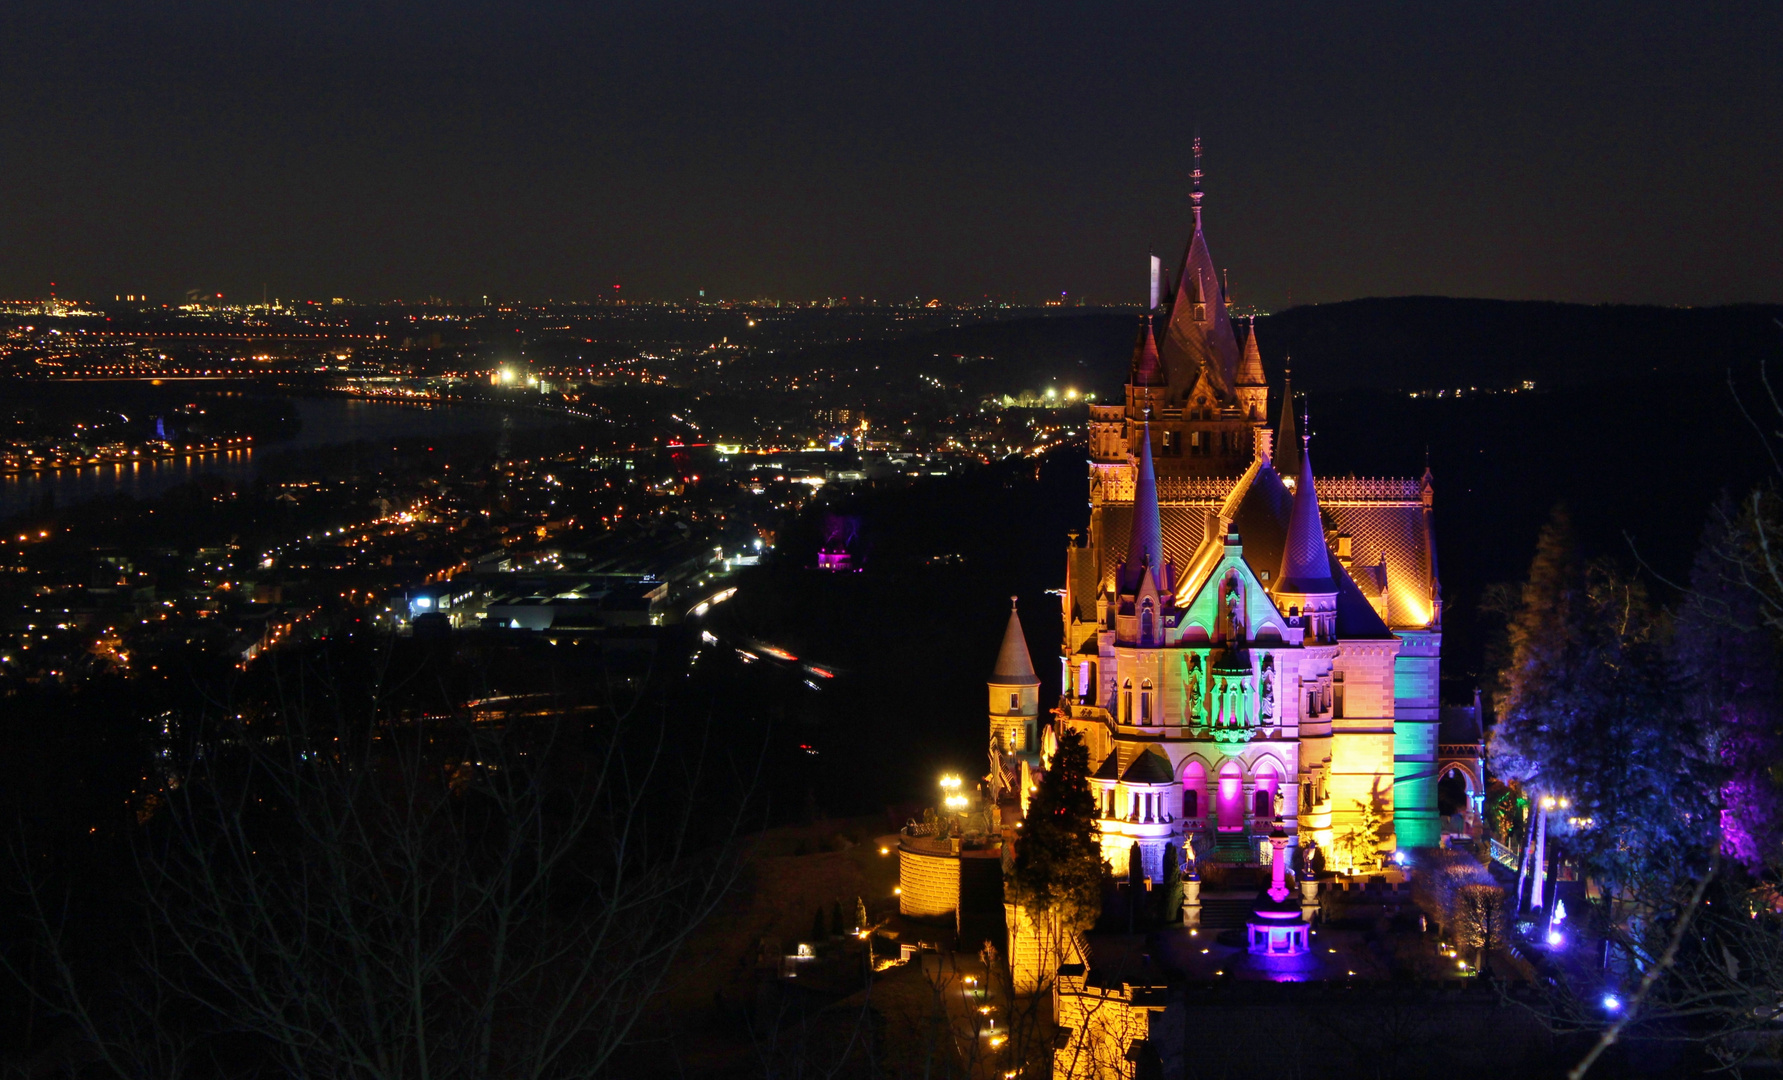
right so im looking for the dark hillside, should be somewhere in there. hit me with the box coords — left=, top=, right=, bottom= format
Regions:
left=737, top=299, right=1783, bottom=400
left=1257, top=298, right=1783, bottom=392
left=734, top=311, right=1135, bottom=400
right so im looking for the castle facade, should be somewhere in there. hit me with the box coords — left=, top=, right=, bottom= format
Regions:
left=1041, top=151, right=1443, bottom=879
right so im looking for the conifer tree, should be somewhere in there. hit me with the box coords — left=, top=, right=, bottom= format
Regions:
left=1160, top=843, right=1183, bottom=924
left=1490, top=506, right=1585, bottom=785
left=1490, top=506, right=1718, bottom=888
left=1009, top=727, right=1102, bottom=934
left=854, top=896, right=868, bottom=934
left=1127, top=842, right=1144, bottom=931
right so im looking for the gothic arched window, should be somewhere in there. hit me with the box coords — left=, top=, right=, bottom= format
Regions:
left=1122, top=680, right=1133, bottom=725
left=1140, top=679, right=1153, bottom=724
left=1140, top=601, right=1154, bottom=644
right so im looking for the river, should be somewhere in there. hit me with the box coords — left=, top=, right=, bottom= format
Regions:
left=1, top=397, right=567, bottom=520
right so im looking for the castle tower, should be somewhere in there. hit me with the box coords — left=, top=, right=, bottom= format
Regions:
left=1085, top=140, right=1264, bottom=475
left=989, top=598, right=1040, bottom=752
left=1129, top=316, right=1168, bottom=420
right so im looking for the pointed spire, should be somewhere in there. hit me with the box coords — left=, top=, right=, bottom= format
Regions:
left=1238, top=317, right=1266, bottom=387
left=1275, top=363, right=1299, bottom=478
left=1277, top=430, right=1334, bottom=594
left=1125, top=422, right=1164, bottom=588
left=991, top=596, right=1040, bottom=686
left=1132, top=316, right=1166, bottom=387
left=1159, top=135, right=1240, bottom=394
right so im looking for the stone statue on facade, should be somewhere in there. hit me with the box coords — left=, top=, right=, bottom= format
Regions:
left=1259, top=657, right=1275, bottom=720
left=1188, top=656, right=1205, bottom=722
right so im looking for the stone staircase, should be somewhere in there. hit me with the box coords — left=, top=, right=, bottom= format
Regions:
left=1214, top=833, right=1255, bottom=863
left=1196, top=896, right=1255, bottom=930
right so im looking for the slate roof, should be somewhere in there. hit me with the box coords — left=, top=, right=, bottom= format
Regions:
left=1159, top=223, right=1241, bottom=398
left=1120, top=749, right=1176, bottom=785
left=1131, top=317, right=1166, bottom=387
left=1092, top=752, right=1124, bottom=782
left=1121, top=423, right=1165, bottom=593
left=1096, top=462, right=1435, bottom=632
left=991, top=601, right=1040, bottom=685
left=1277, top=442, right=1336, bottom=594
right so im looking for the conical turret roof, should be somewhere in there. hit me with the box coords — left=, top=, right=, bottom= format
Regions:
left=1124, top=423, right=1164, bottom=590
left=1238, top=319, right=1266, bottom=387
left=1275, top=371, right=1299, bottom=476
left=1276, top=437, right=1335, bottom=594
left=1132, top=317, right=1166, bottom=387
left=991, top=597, right=1040, bottom=686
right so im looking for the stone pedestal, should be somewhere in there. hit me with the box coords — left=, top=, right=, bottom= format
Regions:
left=1300, top=875, right=1319, bottom=923
left=1183, top=874, right=1202, bottom=927
left=1247, top=821, right=1311, bottom=959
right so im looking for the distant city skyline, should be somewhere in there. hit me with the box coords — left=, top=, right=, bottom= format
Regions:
left=2, top=1, right=1778, bottom=308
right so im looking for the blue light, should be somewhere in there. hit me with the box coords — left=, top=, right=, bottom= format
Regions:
left=1547, top=930, right=1563, bottom=947
left=1602, top=994, right=1622, bottom=1012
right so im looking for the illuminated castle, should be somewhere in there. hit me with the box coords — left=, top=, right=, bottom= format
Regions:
left=1030, top=140, right=1445, bottom=882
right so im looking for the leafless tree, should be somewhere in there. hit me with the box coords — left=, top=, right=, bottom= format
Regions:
left=8, top=659, right=753, bottom=1080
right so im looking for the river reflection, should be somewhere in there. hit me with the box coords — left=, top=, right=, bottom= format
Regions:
left=1, top=398, right=564, bottom=520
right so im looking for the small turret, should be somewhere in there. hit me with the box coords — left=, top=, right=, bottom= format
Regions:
left=1132, top=317, right=1167, bottom=388
left=989, top=597, right=1040, bottom=752
left=1237, top=318, right=1267, bottom=422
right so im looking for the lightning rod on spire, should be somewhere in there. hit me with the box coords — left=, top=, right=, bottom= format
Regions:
left=1191, top=135, right=1204, bottom=228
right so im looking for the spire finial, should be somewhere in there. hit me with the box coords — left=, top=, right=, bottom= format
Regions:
left=1190, top=135, right=1204, bottom=228
left=1010, top=595, right=1019, bottom=611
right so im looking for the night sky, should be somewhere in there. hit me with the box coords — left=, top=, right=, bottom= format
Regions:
left=3, top=1, right=1779, bottom=306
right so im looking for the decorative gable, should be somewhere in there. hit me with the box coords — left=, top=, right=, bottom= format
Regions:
left=1173, top=535, right=1290, bottom=647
